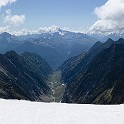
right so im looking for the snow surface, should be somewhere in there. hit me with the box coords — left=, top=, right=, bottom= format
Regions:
left=0, top=99, right=124, bottom=124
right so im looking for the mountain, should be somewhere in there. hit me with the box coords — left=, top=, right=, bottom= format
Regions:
left=0, top=32, right=22, bottom=53
left=60, top=38, right=124, bottom=104
left=17, top=30, right=97, bottom=69
left=0, top=51, right=52, bottom=101
left=21, top=52, right=52, bottom=79
left=0, top=27, right=97, bottom=69
left=90, top=33, right=124, bottom=42
left=59, top=38, right=114, bottom=84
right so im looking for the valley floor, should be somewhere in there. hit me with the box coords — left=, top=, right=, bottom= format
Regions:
left=46, top=71, right=65, bottom=102
left=0, top=99, right=123, bottom=124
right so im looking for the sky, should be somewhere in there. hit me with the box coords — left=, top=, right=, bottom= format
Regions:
left=0, top=0, right=124, bottom=35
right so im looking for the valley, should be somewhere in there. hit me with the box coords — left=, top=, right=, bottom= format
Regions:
left=0, top=31, right=124, bottom=105
left=46, top=71, right=65, bottom=102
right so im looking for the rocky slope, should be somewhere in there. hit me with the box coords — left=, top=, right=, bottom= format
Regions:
left=0, top=51, right=52, bottom=101
left=60, top=38, right=114, bottom=84
left=60, top=38, right=124, bottom=104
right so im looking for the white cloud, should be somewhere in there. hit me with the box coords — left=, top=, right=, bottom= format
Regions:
left=37, top=25, right=84, bottom=34
left=11, top=26, right=61, bottom=35
left=38, top=25, right=60, bottom=33
left=0, top=26, right=11, bottom=33
left=13, top=28, right=31, bottom=35
left=89, top=0, right=124, bottom=34
left=3, top=9, right=26, bottom=26
left=2, top=26, right=85, bottom=36
left=0, top=0, right=16, bottom=8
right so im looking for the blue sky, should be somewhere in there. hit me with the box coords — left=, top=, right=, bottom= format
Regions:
left=2, top=0, right=124, bottom=35
left=0, top=0, right=108, bottom=32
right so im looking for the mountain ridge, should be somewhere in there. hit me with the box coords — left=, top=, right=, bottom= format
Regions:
left=0, top=30, right=97, bottom=69
left=60, top=38, right=124, bottom=104
left=0, top=51, right=52, bottom=101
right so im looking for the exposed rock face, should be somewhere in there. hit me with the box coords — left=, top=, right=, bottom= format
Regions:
left=61, top=39, right=124, bottom=104
left=0, top=51, right=52, bottom=101
left=60, top=38, right=114, bottom=84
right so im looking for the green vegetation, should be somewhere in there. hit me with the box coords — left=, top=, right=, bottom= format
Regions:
left=46, top=71, right=65, bottom=102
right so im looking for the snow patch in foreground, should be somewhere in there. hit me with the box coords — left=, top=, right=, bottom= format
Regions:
left=0, top=99, right=123, bottom=124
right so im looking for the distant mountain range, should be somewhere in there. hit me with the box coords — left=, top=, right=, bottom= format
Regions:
left=60, top=38, right=124, bottom=104
left=1, top=28, right=124, bottom=69
left=0, top=29, right=97, bottom=69
left=90, top=33, right=124, bottom=42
